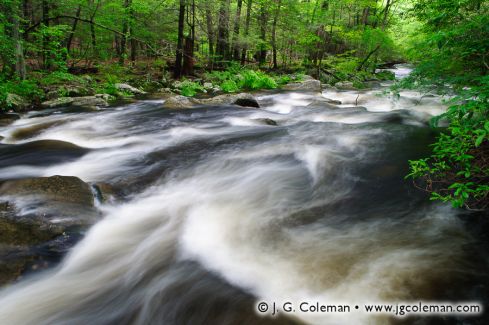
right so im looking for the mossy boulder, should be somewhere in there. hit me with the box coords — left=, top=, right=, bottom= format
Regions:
left=0, top=176, right=98, bottom=285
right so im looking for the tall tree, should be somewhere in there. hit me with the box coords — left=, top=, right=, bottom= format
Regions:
left=240, top=0, right=252, bottom=64
left=174, top=0, right=186, bottom=78
left=119, top=0, right=132, bottom=65
left=204, top=1, right=215, bottom=67
left=215, top=0, right=230, bottom=61
left=257, top=2, right=268, bottom=64
left=231, top=0, right=243, bottom=60
left=271, top=0, right=281, bottom=69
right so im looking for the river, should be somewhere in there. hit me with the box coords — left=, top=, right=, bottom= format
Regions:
left=0, top=66, right=487, bottom=325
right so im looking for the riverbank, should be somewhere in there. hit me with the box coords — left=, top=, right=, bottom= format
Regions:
left=0, top=62, right=396, bottom=115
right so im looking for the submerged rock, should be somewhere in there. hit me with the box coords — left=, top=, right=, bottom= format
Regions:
left=10, top=120, right=66, bottom=140
left=252, top=118, right=278, bottom=126
left=307, top=97, right=342, bottom=109
left=0, top=140, right=89, bottom=168
left=0, top=113, right=21, bottom=127
left=92, top=182, right=121, bottom=203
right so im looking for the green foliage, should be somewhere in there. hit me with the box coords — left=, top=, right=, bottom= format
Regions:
left=406, top=77, right=489, bottom=209
left=0, top=78, right=42, bottom=111
left=38, top=71, right=81, bottom=86
left=238, top=70, right=277, bottom=90
left=220, top=80, right=239, bottom=93
left=204, top=67, right=281, bottom=95
left=30, top=24, right=70, bottom=71
left=179, top=80, right=205, bottom=97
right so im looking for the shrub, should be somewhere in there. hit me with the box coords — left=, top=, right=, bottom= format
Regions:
left=179, top=80, right=204, bottom=97
left=220, top=80, right=239, bottom=93
left=406, top=76, right=489, bottom=210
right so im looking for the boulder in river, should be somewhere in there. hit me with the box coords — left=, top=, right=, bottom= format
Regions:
left=283, top=79, right=321, bottom=92
left=5, top=94, right=30, bottom=112
left=0, top=113, right=21, bottom=126
left=162, top=95, right=198, bottom=109
left=307, top=97, right=342, bottom=109
left=41, top=95, right=110, bottom=109
left=252, top=118, right=278, bottom=126
left=199, top=93, right=260, bottom=108
left=0, top=175, right=98, bottom=285
left=0, top=175, right=95, bottom=207
left=162, top=93, right=260, bottom=109
left=0, top=140, right=90, bottom=168
left=335, top=81, right=357, bottom=90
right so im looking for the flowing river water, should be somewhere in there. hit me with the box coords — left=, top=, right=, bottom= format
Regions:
left=0, top=67, right=487, bottom=325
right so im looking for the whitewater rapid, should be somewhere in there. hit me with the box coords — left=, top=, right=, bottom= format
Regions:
left=0, top=69, right=486, bottom=325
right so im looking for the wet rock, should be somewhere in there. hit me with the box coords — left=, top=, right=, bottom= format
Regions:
left=0, top=175, right=94, bottom=207
left=252, top=118, right=278, bottom=126
left=283, top=79, right=321, bottom=92
left=307, top=98, right=342, bottom=109
left=10, top=120, right=66, bottom=140
left=0, top=140, right=89, bottom=168
left=364, top=80, right=382, bottom=88
left=0, top=175, right=99, bottom=284
left=163, top=93, right=260, bottom=109
left=5, top=94, right=30, bottom=112
left=115, top=83, right=147, bottom=95
left=335, top=81, right=356, bottom=90
left=0, top=113, right=21, bottom=127
left=41, top=95, right=109, bottom=109
left=199, top=93, right=260, bottom=108
left=92, top=182, right=121, bottom=203
left=162, top=95, right=198, bottom=109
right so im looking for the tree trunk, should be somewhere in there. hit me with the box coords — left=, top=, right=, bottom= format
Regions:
left=119, top=0, right=131, bottom=65
left=382, top=0, right=391, bottom=30
left=174, top=0, right=185, bottom=78
left=216, top=0, right=230, bottom=61
left=66, top=5, right=82, bottom=53
left=182, top=36, right=194, bottom=75
left=231, top=0, right=242, bottom=60
left=271, top=0, right=281, bottom=69
left=9, top=0, right=26, bottom=79
left=41, top=0, right=50, bottom=69
left=240, top=0, right=252, bottom=64
left=182, top=0, right=195, bottom=75
left=129, top=4, right=136, bottom=63
left=204, top=2, right=215, bottom=68
left=257, top=3, right=267, bottom=64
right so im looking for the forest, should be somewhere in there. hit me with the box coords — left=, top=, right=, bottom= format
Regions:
left=0, top=1, right=488, bottom=324
left=1, top=0, right=487, bottom=210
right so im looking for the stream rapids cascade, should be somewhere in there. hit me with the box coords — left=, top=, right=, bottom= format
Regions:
left=0, top=66, right=487, bottom=325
